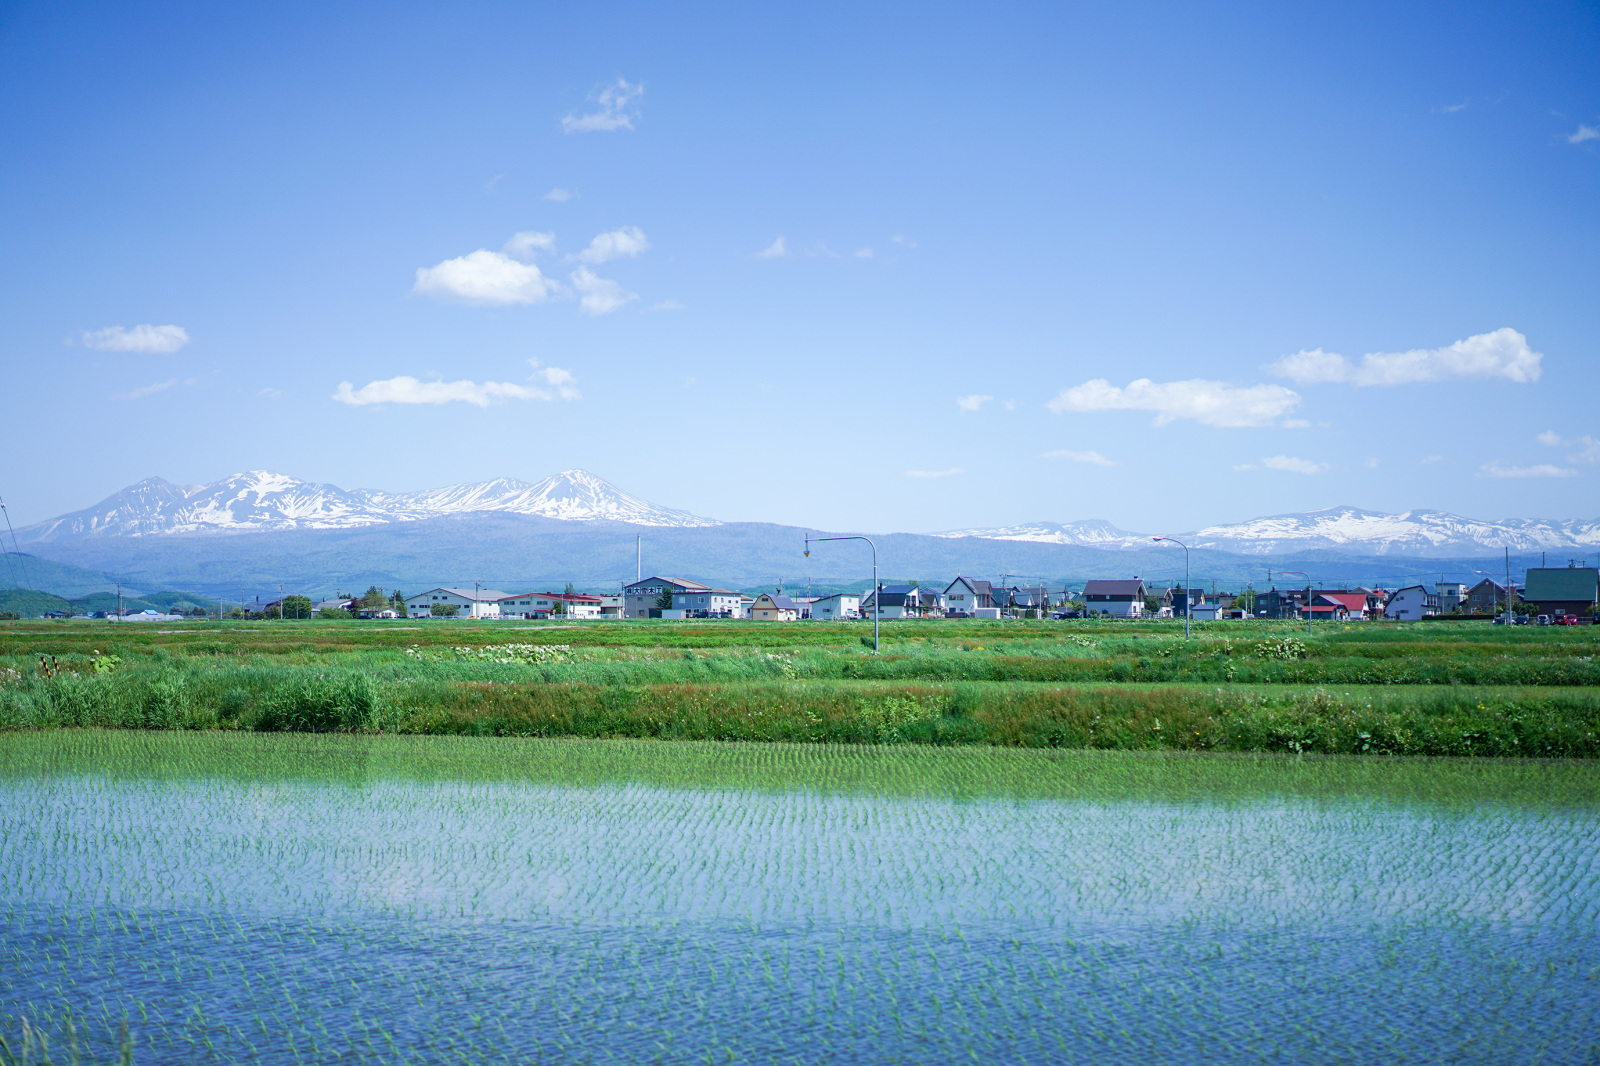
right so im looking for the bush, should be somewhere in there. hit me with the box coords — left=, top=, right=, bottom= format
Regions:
left=317, top=608, right=352, bottom=620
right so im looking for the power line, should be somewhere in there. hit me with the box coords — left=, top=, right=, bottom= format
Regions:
left=0, top=496, right=29, bottom=592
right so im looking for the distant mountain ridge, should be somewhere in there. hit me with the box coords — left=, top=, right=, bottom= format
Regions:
left=19, top=472, right=1600, bottom=560
left=939, top=505, right=1600, bottom=558
left=19, top=469, right=718, bottom=541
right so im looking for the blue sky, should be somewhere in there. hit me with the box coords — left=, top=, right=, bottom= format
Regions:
left=2, top=0, right=1596, bottom=533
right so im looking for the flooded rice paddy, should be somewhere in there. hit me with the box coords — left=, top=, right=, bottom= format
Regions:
left=2, top=732, right=1597, bottom=1064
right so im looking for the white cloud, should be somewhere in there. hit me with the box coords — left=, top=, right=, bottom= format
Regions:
left=1568, top=124, right=1600, bottom=145
left=562, top=78, right=643, bottom=133
left=575, top=226, right=649, bottom=264
left=1046, top=378, right=1301, bottom=427
left=854, top=247, right=874, bottom=259
left=1042, top=449, right=1116, bottom=467
left=543, top=188, right=573, bottom=202
left=413, top=250, right=561, bottom=305
left=1479, top=462, right=1578, bottom=479
left=648, top=299, right=686, bottom=311
left=757, top=237, right=788, bottom=259
left=1264, top=328, right=1542, bottom=386
left=258, top=387, right=283, bottom=399
left=569, top=267, right=635, bottom=316
left=528, top=358, right=580, bottom=400
left=332, top=372, right=575, bottom=407
left=1439, top=101, right=1468, bottom=113
left=1420, top=455, right=1444, bottom=465
left=504, top=231, right=557, bottom=258
left=1537, top=431, right=1600, bottom=463
left=891, top=235, right=917, bottom=248
left=1260, top=455, right=1328, bottom=475
left=112, top=378, right=180, bottom=400
left=1281, top=419, right=1311, bottom=429
left=904, top=468, right=964, bottom=479
left=82, top=324, right=190, bottom=354
left=1363, top=457, right=1380, bottom=469
left=955, top=394, right=993, bottom=413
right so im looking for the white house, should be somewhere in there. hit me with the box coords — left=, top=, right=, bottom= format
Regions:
left=808, top=593, right=861, bottom=620
left=1436, top=582, right=1469, bottom=614
left=405, top=587, right=510, bottom=619
left=672, top=588, right=746, bottom=618
left=598, top=594, right=625, bottom=619
left=860, top=585, right=923, bottom=620
left=1082, top=579, right=1146, bottom=619
left=1384, top=585, right=1438, bottom=621
left=944, top=577, right=993, bottom=617
left=499, top=592, right=605, bottom=620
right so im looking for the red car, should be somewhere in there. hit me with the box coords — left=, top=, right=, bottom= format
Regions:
left=1556, top=614, right=1580, bottom=626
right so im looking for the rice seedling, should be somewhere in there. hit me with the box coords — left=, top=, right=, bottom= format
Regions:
left=0, top=731, right=1596, bottom=1064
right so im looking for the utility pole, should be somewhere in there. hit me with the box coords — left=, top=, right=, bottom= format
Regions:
left=279, top=582, right=285, bottom=621
left=636, top=535, right=641, bottom=583
left=116, top=580, right=122, bottom=622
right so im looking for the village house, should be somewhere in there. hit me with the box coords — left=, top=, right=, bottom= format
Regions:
left=808, top=593, right=860, bottom=620
left=943, top=577, right=993, bottom=617
left=623, top=577, right=712, bottom=619
left=404, top=587, right=512, bottom=619
left=860, top=584, right=923, bottom=620
left=1082, top=578, right=1146, bottom=619
left=750, top=593, right=800, bottom=621
left=1465, top=578, right=1517, bottom=615
left=672, top=587, right=746, bottom=618
left=1522, top=566, right=1599, bottom=619
left=1384, top=585, right=1438, bottom=621
left=498, top=592, right=603, bottom=620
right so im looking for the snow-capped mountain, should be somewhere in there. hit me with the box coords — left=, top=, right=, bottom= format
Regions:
left=939, top=506, right=1600, bottom=558
left=20, top=469, right=719, bottom=541
left=933, top=520, right=1149, bottom=551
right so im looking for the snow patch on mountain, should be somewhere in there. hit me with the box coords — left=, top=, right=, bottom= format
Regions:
left=21, top=469, right=718, bottom=540
left=939, top=505, right=1600, bottom=558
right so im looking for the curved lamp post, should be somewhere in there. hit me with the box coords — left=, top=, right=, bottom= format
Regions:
left=805, top=534, right=878, bottom=653
left=1270, top=569, right=1314, bottom=636
left=1153, top=537, right=1191, bottom=639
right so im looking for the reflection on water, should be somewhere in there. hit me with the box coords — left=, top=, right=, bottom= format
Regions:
left=1, top=735, right=1597, bottom=1064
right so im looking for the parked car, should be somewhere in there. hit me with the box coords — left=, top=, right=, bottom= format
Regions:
left=1536, top=615, right=1553, bottom=626
left=1556, top=614, right=1580, bottom=626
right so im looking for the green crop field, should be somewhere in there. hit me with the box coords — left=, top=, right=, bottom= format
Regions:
left=3, top=619, right=1598, bottom=1063
left=1, top=617, right=1597, bottom=756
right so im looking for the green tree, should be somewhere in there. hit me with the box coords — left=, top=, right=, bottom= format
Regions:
left=655, top=590, right=673, bottom=610
left=391, top=590, right=407, bottom=617
left=317, top=607, right=352, bottom=620
left=279, top=595, right=314, bottom=620
left=360, top=585, right=388, bottom=609
left=430, top=603, right=460, bottom=618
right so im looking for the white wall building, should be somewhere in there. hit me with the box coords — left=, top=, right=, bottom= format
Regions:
left=672, top=588, right=746, bottom=618
left=623, top=577, right=712, bottom=619
left=1385, top=585, right=1438, bottom=621
left=809, top=593, right=861, bottom=620
left=405, top=587, right=510, bottom=619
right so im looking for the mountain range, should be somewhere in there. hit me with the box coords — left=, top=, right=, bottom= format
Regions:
left=3, top=470, right=1593, bottom=601
left=19, top=470, right=1600, bottom=558
left=18, top=469, right=717, bottom=540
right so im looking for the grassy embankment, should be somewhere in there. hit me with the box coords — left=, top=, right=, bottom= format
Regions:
left=1, top=618, right=1597, bottom=755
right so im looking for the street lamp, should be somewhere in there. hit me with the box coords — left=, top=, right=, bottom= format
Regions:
left=805, top=534, right=878, bottom=653
left=1270, top=569, right=1314, bottom=636
left=1152, top=537, right=1192, bottom=639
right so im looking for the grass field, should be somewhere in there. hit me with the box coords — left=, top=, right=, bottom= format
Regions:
left=2, top=617, right=1598, bottom=756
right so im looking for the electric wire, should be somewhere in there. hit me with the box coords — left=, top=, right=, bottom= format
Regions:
left=0, top=495, right=26, bottom=592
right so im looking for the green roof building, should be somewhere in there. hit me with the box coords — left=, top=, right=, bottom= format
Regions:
left=1522, top=567, right=1600, bottom=617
